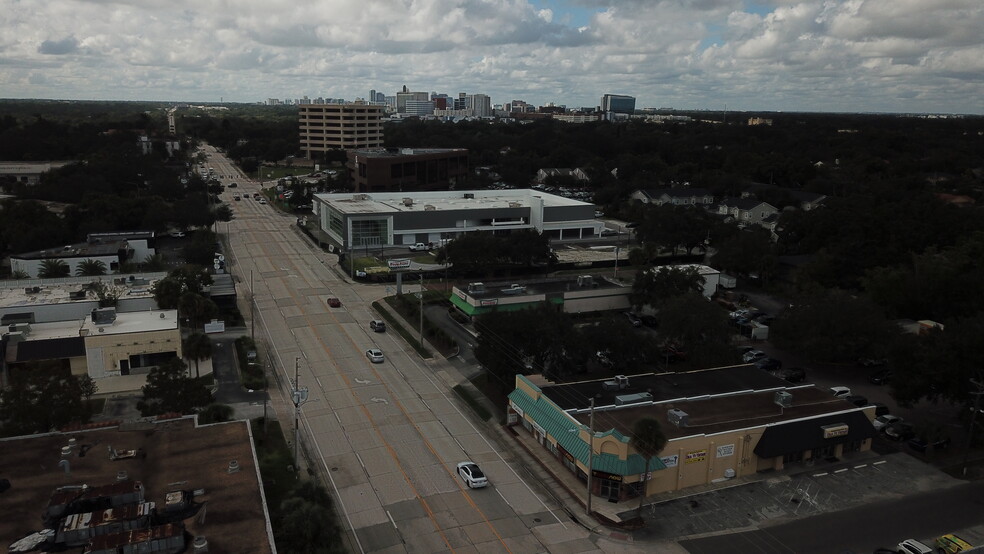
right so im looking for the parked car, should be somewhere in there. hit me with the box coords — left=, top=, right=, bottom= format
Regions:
left=897, top=539, right=934, bottom=554
left=907, top=436, right=952, bottom=453
left=409, top=242, right=431, bottom=251
left=365, top=348, right=384, bottom=363
left=868, top=402, right=891, bottom=417
left=884, top=422, right=916, bottom=441
left=872, top=414, right=902, bottom=431
left=456, top=461, right=488, bottom=488
left=168, top=231, right=186, bottom=238
left=596, top=350, right=614, bottom=368
left=755, top=357, right=782, bottom=371
left=742, top=350, right=767, bottom=363
left=777, top=367, right=806, bottom=383
left=327, top=297, right=341, bottom=307
left=868, top=368, right=894, bottom=385
left=829, top=386, right=851, bottom=398
left=858, top=357, right=888, bottom=368
left=935, top=533, right=972, bottom=553
left=369, top=320, right=386, bottom=332
left=624, top=312, right=642, bottom=327
left=844, top=395, right=868, bottom=407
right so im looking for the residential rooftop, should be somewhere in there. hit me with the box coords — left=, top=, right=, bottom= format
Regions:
left=315, top=188, right=589, bottom=215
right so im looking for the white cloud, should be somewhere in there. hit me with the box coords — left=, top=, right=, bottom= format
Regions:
left=0, top=0, right=979, bottom=113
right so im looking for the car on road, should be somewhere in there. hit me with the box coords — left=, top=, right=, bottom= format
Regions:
left=259, top=198, right=267, bottom=205
left=369, top=320, right=386, bottom=332
left=742, top=349, right=766, bottom=363
left=884, top=421, right=916, bottom=441
left=365, top=348, right=384, bottom=363
left=233, top=194, right=241, bottom=201
left=777, top=367, right=806, bottom=383
left=228, top=182, right=237, bottom=187
left=868, top=368, right=894, bottom=385
left=829, top=386, right=851, bottom=398
left=456, top=461, right=488, bottom=488
left=897, top=539, right=934, bottom=554
left=755, top=357, right=782, bottom=371
left=326, top=297, right=341, bottom=308
left=872, top=414, right=902, bottom=431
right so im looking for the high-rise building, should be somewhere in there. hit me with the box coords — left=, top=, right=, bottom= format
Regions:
left=396, top=90, right=429, bottom=113
left=299, top=102, right=384, bottom=159
left=601, top=94, right=636, bottom=115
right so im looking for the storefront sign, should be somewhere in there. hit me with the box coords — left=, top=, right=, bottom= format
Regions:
left=480, top=299, right=498, bottom=306
left=660, top=455, right=679, bottom=468
left=562, top=449, right=575, bottom=463
left=716, top=444, right=735, bottom=458
left=387, top=258, right=412, bottom=270
left=822, top=424, right=849, bottom=439
left=686, top=449, right=707, bottom=464
left=510, top=402, right=523, bottom=418
left=506, top=411, right=518, bottom=425
left=591, top=470, right=623, bottom=482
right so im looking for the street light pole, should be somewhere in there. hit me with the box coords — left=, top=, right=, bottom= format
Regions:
left=962, top=377, right=984, bottom=476
left=249, top=269, right=255, bottom=341
left=291, top=357, right=308, bottom=472
left=586, top=398, right=595, bottom=516
left=419, top=273, right=424, bottom=348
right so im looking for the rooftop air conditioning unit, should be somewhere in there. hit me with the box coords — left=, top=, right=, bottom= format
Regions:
left=463, top=193, right=475, bottom=199
left=508, top=202, right=521, bottom=208
left=667, top=409, right=689, bottom=428
left=602, top=375, right=630, bottom=391
left=774, top=391, right=793, bottom=408
left=403, top=197, right=413, bottom=206
left=424, top=205, right=436, bottom=211
left=615, top=392, right=653, bottom=406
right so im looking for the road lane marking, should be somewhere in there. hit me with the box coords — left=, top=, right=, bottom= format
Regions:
left=834, top=468, right=848, bottom=473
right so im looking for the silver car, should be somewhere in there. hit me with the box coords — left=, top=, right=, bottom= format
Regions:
left=456, top=461, right=488, bottom=488
left=365, top=349, right=384, bottom=363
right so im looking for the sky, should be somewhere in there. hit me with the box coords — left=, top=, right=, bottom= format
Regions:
left=2, top=0, right=983, bottom=114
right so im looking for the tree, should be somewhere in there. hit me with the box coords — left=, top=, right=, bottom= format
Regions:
left=139, top=357, right=212, bottom=416
left=658, top=294, right=735, bottom=367
left=38, top=259, right=70, bottom=278
left=75, top=259, right=107, bottom=276
left=141, top=253, right=166, bottom=271
left=198, top=403, right=233, bottom=424
left=0, top=364, right=91, bottom=436
left=631, top=418, right=668, bottom=514
left=183, top=332, right=213, bottom=378
left=769, top=290, right=899, bottom=364
left=630, top=266, right=703, bottom=310
left=179, top=291, right=219, bottom=329
left=152, top=265, right=213, bottom=309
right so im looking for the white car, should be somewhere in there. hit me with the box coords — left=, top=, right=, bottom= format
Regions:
left=742, top=350, right=766, bottom=363
left=259, top=199, right=267, bottom=205
left=456, top=461, right=488, bottom=488
left=829, top=386, right=852, bottom=398
left=872, top=414, right=902, bottom=431
left=897, top=539, right=933, bottom=554
left=365, top=349, right=384, bottom=363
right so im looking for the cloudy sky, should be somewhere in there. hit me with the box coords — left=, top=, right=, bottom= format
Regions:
left=3, top=0, right=982, bottom=113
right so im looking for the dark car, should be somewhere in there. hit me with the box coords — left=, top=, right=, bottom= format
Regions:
left=327, top=297, right=341, bottom=308
left=228, top=182, right=237, bottom=188
left=868, top=368, right=894, bottom=385
left=624, top=312, right=642, bottom=327
left=777, top=367, right=807, bottom=383
left=884, top=422, right=916, bottom=441
left=907, top=436, right=951, bottom=453
left=369, top=320, right=386, bottom=332
left=844, top=395, right=869, bottom=407
left=755, top=357, right=782, bottom=371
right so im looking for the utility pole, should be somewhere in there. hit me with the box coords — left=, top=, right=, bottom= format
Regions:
left=419, top=273, right=424, bottom=348
left=614, top=246, right=620, bottom=280
left=962, top=376, right=984, bottom=476
left=586, top=398, right=595, bottom=516
left=291, top=357, right=308, bottom=472
left=249, top=269, right=255, bottom=341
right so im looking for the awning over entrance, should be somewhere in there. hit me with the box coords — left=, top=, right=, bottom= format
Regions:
left=754, top=410, right=877, bottom=458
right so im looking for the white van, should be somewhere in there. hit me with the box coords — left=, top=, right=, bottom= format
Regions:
left=829, top=386, right=851, bottom=398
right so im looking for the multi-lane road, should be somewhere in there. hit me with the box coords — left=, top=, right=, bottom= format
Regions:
left=199, top=145, right=572, bottom=553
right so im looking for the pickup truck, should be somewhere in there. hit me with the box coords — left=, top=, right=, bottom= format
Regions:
left=409, top=243, right=430, bottom=251
left=501, top=284, right=526, bottom=295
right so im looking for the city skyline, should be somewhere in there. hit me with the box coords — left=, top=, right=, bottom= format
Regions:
left=2, top=1, right=983, bottom=115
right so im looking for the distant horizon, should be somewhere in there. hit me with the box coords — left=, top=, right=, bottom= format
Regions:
left=2, top=97, right=980, bottom=118
left=4, top=1, right=982, bottom=115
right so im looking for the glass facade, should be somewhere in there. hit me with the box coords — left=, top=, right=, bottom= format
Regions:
left=351, top=218, right=388, bottom=247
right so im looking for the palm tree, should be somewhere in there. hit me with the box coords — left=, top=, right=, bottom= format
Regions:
left=631, top=417, right=668, bottom=514
left=38, top=259, right=70, bottom=278
left=142, top=254, right=166, bottom=271
left=183, top=332, right=212, bottom=379
left=76, top=259, right=107, bottom=276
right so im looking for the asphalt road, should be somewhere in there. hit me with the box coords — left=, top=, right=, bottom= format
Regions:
left=204, top=144, right=573, bottom=554
left=680, top=479, right=984, bottom=553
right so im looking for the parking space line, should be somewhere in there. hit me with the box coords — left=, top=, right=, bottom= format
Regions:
left=834, top=468, right=848, bottom=473
left=812, top=472, right=828, bottom=477
left=854, top=464, right=867, bottom=469
left=873, top=460, right=887, bottom=465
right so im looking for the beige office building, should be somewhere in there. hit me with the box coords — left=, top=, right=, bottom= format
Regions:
left=299, top=102, right=384, bottom=159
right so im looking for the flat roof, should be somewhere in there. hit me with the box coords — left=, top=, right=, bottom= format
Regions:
left=462, top=276, right=625, bottom=298
left=0, top=161, right=73, bottom=173
left=315, top=188, right=589, bottom=215
left=0, top=277, right=159, bottom=309
left=0, top=418, right=273, bottom=553
left=351, top=147, right=467, bottom=158
left=14, top=240, right=128, bottom=261
left=80, top=310, right=178, bottom=336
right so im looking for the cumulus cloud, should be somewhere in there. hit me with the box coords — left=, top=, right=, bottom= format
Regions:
left=38, top=37, right=80, bottom=55
left=0, top=0, right=980, bottom=113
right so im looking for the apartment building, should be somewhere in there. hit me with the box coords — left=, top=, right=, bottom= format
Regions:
left=299, top=102, right=384, bottom=159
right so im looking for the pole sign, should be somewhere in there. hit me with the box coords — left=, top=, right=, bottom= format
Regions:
left=387, top=259, right=412, bottom=270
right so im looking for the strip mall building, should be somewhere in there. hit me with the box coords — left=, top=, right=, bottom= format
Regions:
left=507, top=367, right=877, bottom=503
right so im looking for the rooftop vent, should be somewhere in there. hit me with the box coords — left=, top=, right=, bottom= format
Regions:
left=192, top=536, right=209, bottom=553
left=774, top=391, right=793, bottom=408
left=615, top=392, right=653, bottom=406
left=463, top=193, right=475, bottom=199
left=602, top=375, right=630, bottom=391
left=424, top=204, right=436, bottom=211
left=91, top=307, right=117, bottom=325
left=667, top=408, right=689, bottom=428
left=508, top=201, right=521, bottom=208
left=117, top=470, right=128, bottom=482
left=402, top=197, right=413, bottom=207
left=227, top=460, right=240, bottom=474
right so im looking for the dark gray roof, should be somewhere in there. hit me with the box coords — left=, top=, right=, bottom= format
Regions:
left=14, top=337, right=86, bottom=362
left=540, top=365, right=786, bottom=411
left=641, top=187, right=713, bottom=199
left=753, top=410, right=877, bottom=458
left=718, top=197, right=772, bottom=211
left=208, top=274, right=237, bottom=298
